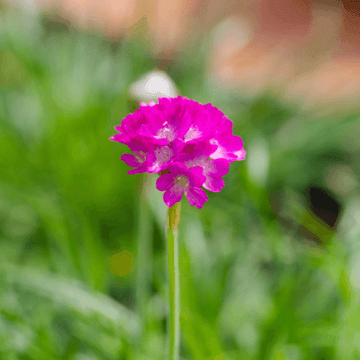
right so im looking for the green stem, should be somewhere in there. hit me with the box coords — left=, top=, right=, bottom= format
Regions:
left=135, top=173, right=153, bottom=347
left=167, top=202, right=181, bottom=360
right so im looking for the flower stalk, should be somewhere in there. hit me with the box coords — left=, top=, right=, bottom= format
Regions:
left=166, top=201, right=181, bottom=360
left=135, top=173, right=153, bottom=347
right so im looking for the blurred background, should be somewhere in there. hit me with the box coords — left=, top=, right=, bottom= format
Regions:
left=1, top=0, right=360, bottom=358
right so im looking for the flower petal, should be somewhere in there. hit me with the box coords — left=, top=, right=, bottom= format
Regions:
left=203, top=176, right=225, bottom=192
left=171, top=138, right=186, bottom=155
left=187, top=166, right=206, bottom=187
left=205, top=159, right=230, bottom=177
left=156, top=173, right=175, bottom=191
left=110, top=133, right=131, bottom=144
left=209, top=139, right=236, bottom=161
left=175, top=153, right=192, bottom=164
left=176, top=110, right=193, bottom=139
left=140, top=101, right=156, bottom=107
left=234, top=148, right=246, bottom=161
left=127, top=162, right=149, bottom=174
left=121, top=154, right=140, bottom=167
left=127, top=139, right=152, bottom=154
left=147, top=146, right=174, bottom=173
left=185, top=188, right=208, bottom=209
left=138, top=123, right=169, bottom=145
left=164, top=185, right=185, bottom=207
left=209, top=135, right=244, bottom=162
left=167, top=162, right=188, bottom=176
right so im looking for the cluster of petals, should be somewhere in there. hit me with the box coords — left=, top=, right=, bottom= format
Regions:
left=110, top=96, right=246, bottom=209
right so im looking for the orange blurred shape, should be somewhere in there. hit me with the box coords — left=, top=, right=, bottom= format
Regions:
left=23, top=0, right=257, bottom=56
left=29, top=0, right=211, bottom=54
left=32, top=0, right=139, bottom=37
left=109, top=250, right=134, bottom=277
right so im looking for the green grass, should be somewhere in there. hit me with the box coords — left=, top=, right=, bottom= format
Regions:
left=1, top=4, right=360, bottom=360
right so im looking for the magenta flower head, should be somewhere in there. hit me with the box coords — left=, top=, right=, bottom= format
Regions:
left=110, top=96, right=246, bottom=209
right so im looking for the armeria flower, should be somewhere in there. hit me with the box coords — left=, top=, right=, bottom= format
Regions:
left=110, top=96, right=246, bottom=208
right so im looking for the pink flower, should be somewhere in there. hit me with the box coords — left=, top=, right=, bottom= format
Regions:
left=156, top=163, right=208, bottom=209
left=110, top=96, right=246, bottom=208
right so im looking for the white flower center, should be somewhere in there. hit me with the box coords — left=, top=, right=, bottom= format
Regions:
left=185, top=125, right=201, bottom=142
left=155, top=124, right=175, bottom=142
left=184, top=155, right=207, bottom=168
left=155, top=146, right=173, bottom=163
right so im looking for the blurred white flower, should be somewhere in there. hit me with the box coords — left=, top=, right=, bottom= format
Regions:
left=129, top=70, right=178, bottom=103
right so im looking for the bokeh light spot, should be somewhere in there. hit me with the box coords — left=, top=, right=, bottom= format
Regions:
left=109, top=250, right=134, bottom=277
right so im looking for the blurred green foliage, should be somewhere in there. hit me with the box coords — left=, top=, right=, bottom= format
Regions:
left=1, top=4, right=360, bottom=360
